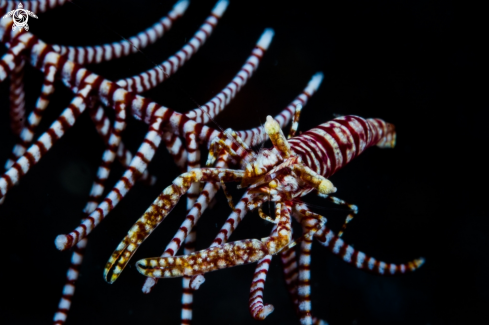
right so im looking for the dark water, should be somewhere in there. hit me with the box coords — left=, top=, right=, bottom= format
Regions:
left=0, top=0, right=486, bottom=324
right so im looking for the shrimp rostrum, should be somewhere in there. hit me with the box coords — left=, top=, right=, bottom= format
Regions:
left=104, top=113, right=424, bottom=322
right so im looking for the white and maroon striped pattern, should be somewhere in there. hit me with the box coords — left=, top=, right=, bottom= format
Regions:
left=52, top=100, right=139, bottom=324
left=55, top=116, right=165, bottom=250
left=180, top=133, right=201, bottom=325
left=186, top=191, right=260, bottom=294
left=89, top=104, right=156, bottom=185
left=248, top=202, right=291, bottom=320
left=211, top=192, right=257, bottom=247
left=180, top=132, right=202, bottom=325
left=8, top=56, right=25, bottom=136
left=293, top=203, right=424, bottom=275
left=54, top=103, right=126, bottom=325
left=54, top=25, right=299, bottom=249
left=0, top=84, right=93, bottom=202
left=116, top=1, right=229, bottom=93
left=288, top=115, right=396, bottom=178
left=0, top=33, right=29, bottom=81
left=5, top=64, right=57, bottom=170
left=0, top=29, right=219, bottom=247
left=3, top=0, right=68, bottom=14
left=53, top=101, right=127, bottom=322
left=201, top=72, right=324, bottom=169
left=85, top=101, right=127, bottom=212
left=52, top=237, right=87, bottom=325
left=185, top=28, right=274, bottom=124
left=249, top=254, right=274, bottom=320
left=297, top=232, right=313, bottom=325
left=51, top=1, right=189, bottom=65
left=281, top=245, right=300, bottom=305
left=280, top=241, right=328, bottom=325
left=181, top=230, right=197, bottom=325
left=248, top=218, right=279, bottom=321
left=163, top=131, right=187, bottom=172
left=236, top=72, right=324, bottom=147
left=315, top=223, right=425, bottom=275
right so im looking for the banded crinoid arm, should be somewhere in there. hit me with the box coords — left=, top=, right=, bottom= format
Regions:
left=292, top=203, right=425, bottom=275
left=0, top=17, right=226, bottom=247
left=236, top=72, right=324, bottom=147
left=88, top=103, right=156, bottom=184
left=0, top=23, right=173, bottom=205
left=109, top=18, right=269, bottom=180
left=185, top=28, right=274, bottom=124
left=1, top=2, right=228, bottom=172
left=57, top=41, right=284, bottom=251
left=50, top=0, right=190, bottom=65
left=1, top=1, right=68, bottom=170
left=53, top=99, right=128, bottom=325
left=0, top=80, right=95, bottom=203
left=4, top=63, right=57, bottom=170
left=0, top=33, right=31, bottom=80
left=2, top=0, right=68, bottom=13
left=315, top=223, right=425, bottom=275
left=279, top=203, right=424, bottom=324
left=3, top=0, right=190, bottom=171
left=204, top=72, right=324, bottom=171
left=116, top=1, right=229, bottom=93
left=104, top=168, right=244, bottom=283
left=55, top=13, right=240, bottom=180
left=8, top=55, right=25, bottom=136
left=249, top=254, right=274, bottom=320
left=179, top=26, right=273, bottom=232
left=280, top=240, right=327, bottom=325
left=3, top=1, right=198, bottom=172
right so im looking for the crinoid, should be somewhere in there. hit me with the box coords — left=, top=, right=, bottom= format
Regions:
left=0, top=1, right=430, bottom=324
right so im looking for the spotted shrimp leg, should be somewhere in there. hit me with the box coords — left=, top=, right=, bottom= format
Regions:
left=104, top=168, right=244, bottom=283
left=135, top=201, right=293, bottom=278
left=317, top=194, right=358, bottom=237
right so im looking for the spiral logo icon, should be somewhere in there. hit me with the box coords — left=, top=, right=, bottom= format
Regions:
left=3, top=3, right=38, bottom=32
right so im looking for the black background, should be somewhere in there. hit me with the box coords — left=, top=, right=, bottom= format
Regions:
left=0, top=0, right=486, bottom=324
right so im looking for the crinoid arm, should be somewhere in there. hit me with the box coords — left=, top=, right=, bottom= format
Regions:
left=51, top=0, right=190, bottom=64
left=293, top=203, right=425, bottom=275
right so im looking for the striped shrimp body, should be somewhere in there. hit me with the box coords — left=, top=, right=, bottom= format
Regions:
left=105, top=114, right=402, bottom=281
